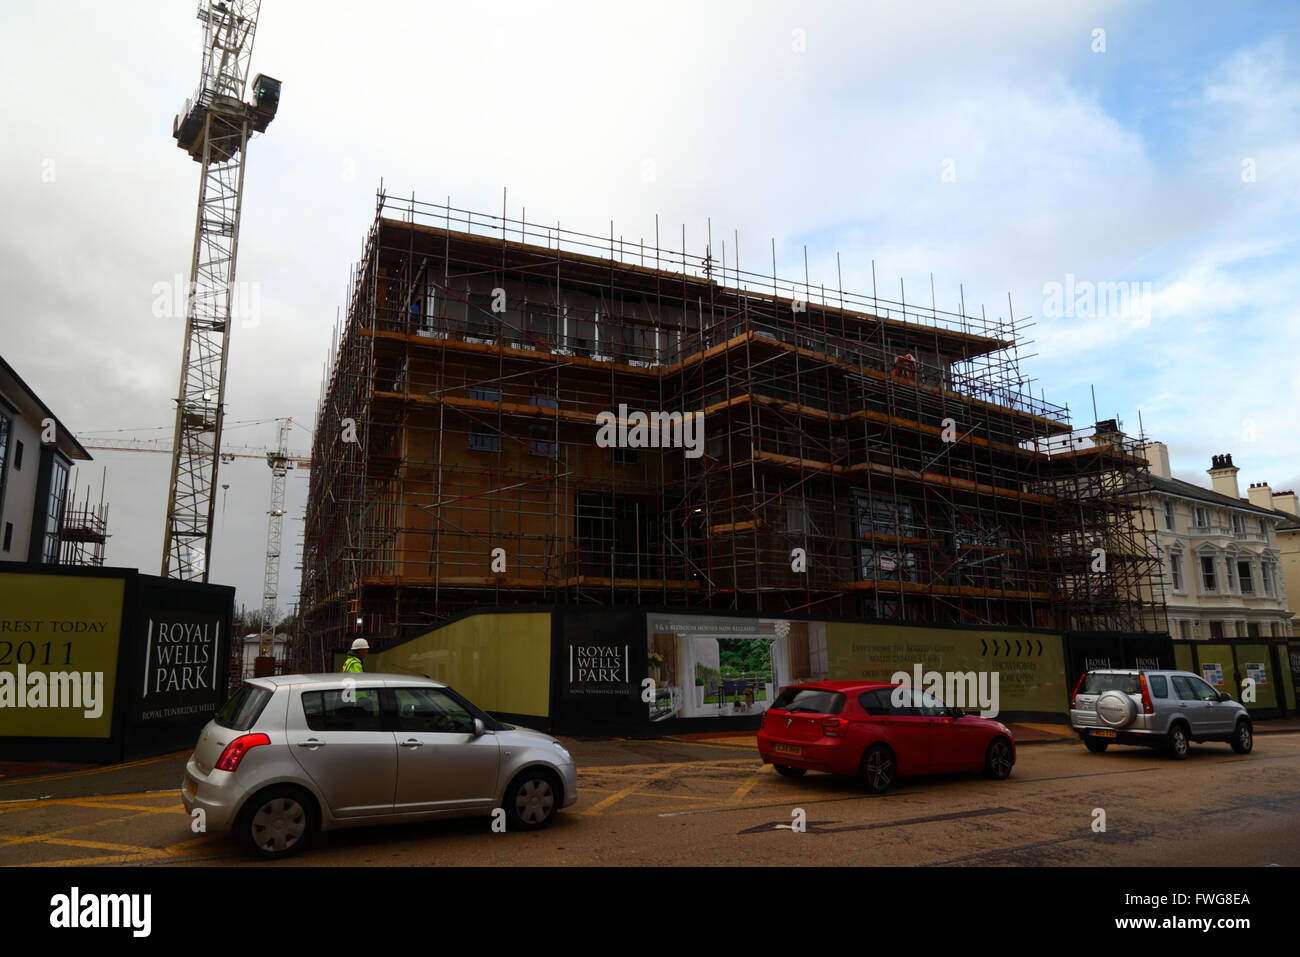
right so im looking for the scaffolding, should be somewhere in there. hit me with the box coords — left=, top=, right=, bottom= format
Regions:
left=300, top=191, right=1166, bottom=668
left=59, top=469, right=109, bottom=567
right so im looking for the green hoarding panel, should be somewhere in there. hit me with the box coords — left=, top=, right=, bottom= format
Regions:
left=824, top=623, right=1065, bottom=715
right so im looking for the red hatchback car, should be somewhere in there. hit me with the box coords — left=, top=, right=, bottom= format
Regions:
left=757, top=681, right=1016, bottom=792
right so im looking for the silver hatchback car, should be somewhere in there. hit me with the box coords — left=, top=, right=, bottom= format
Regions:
left=182, top=674, right=578, bottom=859
left=1069, top=668, right=1253, bottom=759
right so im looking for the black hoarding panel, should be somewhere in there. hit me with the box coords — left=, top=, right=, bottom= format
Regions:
left=123, top=575, right=234, bottom=759
left=551, top=607, right=646, bottom=733
left=1063, top=631, right=1174, bottom=692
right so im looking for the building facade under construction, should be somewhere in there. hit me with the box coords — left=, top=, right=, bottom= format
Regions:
left=299, top=192, right=1166, bottom=669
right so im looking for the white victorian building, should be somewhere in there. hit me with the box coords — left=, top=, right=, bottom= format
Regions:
left=1138, top=444, right=1293, bottom=640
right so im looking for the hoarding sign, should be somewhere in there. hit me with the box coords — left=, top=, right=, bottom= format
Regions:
left=0, top=573, right=124, bottom=739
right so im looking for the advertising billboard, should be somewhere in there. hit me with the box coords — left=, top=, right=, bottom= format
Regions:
left=0, top=572, right=124, bottom=739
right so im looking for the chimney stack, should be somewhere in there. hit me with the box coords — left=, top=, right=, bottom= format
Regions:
left=1208, top=453, right=1240, bottom=500
left=1274, top=490, right=1298, bottom=517
left=1247, top=482, right=1274, bottom=511
left=1140, top=441, right=1171, bottom=479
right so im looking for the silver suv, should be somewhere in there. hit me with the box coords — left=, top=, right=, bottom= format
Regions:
left=182, top=674, right=578, bottom=859
left=1069, top=669, right=1253, bottom=760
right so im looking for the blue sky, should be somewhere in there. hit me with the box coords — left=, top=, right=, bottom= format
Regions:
left=1, top=0, right=1296, bottom=611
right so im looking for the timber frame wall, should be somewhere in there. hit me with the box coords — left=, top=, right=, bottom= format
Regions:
left=298, top=191, right=1166, bottom=670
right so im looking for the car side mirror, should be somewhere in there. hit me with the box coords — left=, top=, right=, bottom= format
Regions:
left=473, top=717, right=486, bottom=737
left=950, top=707, right=965, bottom=719
left=1218, top=692, right=1231, bottom=702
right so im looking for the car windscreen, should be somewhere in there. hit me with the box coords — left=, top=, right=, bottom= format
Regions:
left=1081, top=673, right=1141, bottom=695
left=771, top=688, right=846, bottom=715
left=214, top=684, right=273, bottom=730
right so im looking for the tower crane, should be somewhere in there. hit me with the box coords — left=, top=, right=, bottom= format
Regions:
left=85, top=416, right=307, bottom=657
left=162, top=0, right=280, bottom=581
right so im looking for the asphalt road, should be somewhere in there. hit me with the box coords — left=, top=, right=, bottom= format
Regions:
left=2, top=732, right=1298, bottom=866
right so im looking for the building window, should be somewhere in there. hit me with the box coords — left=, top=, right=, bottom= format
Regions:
left=1179, top=620, right=1192, bottom=639
left=1169, top=551, right=1183, bottom=591
left=468, top=431, right=501, bottom=452
left=1259, top=518, right=1268, bottom=538
left=465, top=292, right=502, bottom=340
left=1237, top=560, right=1254, bottom=595
left=612, top=448, right=638, bottom=466
left=1231, top=514, right=1245, bottom=535
left=786, top=500, right=810, bottom=535
left=1200, top=554, right=1217, bottom=592
left=1163, top=500, right=1175, bottom=531
left=1262, top=559, right=1276, bottom=597
left=527, top=439, right=557, bottom=458
left=469, top=387, right=500, bottom=403
left=1209, top=621, right=1224, bottom=639
left=1194, top=506, right=1209, bottom=528
left=530, top=394, right=558, bottom=409
left=41, top=458, right=69, bottom=564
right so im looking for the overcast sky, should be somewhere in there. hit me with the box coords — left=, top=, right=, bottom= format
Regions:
left=1, top=0, right=1297, bottom=613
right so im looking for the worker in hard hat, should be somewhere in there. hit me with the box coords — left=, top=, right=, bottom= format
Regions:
left=341, top=638, right=369, bottom=673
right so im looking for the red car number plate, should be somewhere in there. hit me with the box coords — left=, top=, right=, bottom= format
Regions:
left=773, top=743, right=801, bottom=756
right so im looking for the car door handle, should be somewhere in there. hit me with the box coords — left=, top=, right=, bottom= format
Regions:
left=297, top=739, right=326, bottom=749
left=400, top=738, right=423, bottom=749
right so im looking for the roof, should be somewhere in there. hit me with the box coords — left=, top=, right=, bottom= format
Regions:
left=379, top=218, right=1015, bottom=360
left=1141, top=473, right=1294, bottom=521
left=0, top=353, right=91, bottom=461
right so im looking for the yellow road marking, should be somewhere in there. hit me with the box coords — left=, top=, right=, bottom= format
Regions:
left=41, top=838, right=157, bottom=853
left=583, top=765, right=682, bottom=815
left=726, top=773, right=765, bottom=803
left=0, top=806, right=178, bottom=847
left=0, top=790, right=180, bottom=817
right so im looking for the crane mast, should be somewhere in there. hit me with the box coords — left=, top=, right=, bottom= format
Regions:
left=161, top=0, right=279, bottom=580
left=258, top=417, right=293, bottom=650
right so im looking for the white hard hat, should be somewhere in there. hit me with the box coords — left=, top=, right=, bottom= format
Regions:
left=350, top=638, right=370, bottom=651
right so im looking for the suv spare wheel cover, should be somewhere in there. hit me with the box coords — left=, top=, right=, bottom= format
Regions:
left=1095, top=689, right=1138, bottom=728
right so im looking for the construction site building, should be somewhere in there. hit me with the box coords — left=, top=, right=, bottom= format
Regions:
left=299, top=193, right=1166, bottom=668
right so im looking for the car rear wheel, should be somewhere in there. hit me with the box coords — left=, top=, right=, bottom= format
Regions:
left=859, top=744, right=897, bottom=794
left=1166, top=723, right=1190, bottom=760
left=239, top=786, right=317, bottom=860
left=1230, top=720, right=1253, bottom=754
left=1083, top=737, right=1110, bottom=753
left=504, top=769, right=559, bottom=831
left=983, top=737, right=1014, bottom=779
left=773, top=764, right=806, bottom=778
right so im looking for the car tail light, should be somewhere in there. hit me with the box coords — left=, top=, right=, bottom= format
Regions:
left=822, top=717, right=844, bottom=737
left=215, top=733, right=270, bottom=772
left=1070, top=673, right=1088, bottom=709
left=1138, top=674, right=1154, bottom=714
